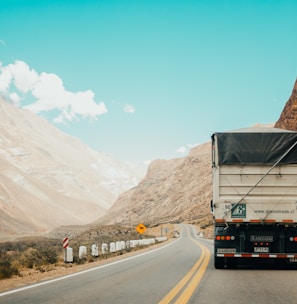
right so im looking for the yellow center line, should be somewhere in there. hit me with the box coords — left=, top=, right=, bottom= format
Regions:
left=174, top=241, right=210, bottom=303
left=159, top=247, right=206, bottom=304
left=159, top=226, right=210, bottom=304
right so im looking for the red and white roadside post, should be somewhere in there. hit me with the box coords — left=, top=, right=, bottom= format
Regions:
left=63, top=237, right=69, bottom=249
left=63, top=237, right=73, bottom=263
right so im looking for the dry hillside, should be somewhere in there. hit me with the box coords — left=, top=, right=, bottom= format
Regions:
left=1, top=77, right=297, bottom=240
left=99, top=79, right=297, bottom=228
left=0, top=98, right=145, bottom=238
left=98, top=142, right=212, bottom=226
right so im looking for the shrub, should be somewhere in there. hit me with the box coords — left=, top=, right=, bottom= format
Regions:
left=0, top=252, right=19, bottom=279
left=39, top=247, right=58, bottom=265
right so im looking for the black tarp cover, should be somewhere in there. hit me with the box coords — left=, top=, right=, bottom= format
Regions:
left=213, top=128, right=297, bottom=165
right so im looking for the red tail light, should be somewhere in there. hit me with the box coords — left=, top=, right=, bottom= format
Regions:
left=216, top=235, right=235, bottom=241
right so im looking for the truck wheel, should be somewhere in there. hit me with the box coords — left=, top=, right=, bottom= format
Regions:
left=214, top=257, right=225, bottom=269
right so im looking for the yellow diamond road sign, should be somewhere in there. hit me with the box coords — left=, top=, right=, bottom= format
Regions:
left=136, top=223, right=147, bottom=234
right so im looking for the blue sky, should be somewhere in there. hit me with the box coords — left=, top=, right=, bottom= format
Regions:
left=0, top=0, right=297, bottom=162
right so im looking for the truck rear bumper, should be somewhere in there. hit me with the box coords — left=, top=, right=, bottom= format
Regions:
left=216, top=253, right=297, bottom=259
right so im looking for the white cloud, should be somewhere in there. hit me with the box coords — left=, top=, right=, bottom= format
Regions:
left=177, top=143, right=199, bottom=155
left=124, top=104, right=135, bottom=114
left=144, top=160, right=152, bottom=166
left=0, top=62, right=13, bottom=92
left=9, top=92, right=21, bottom=106
left=177, top=146, right=187, bottom=155
left=0, top=60, right=107, bottom=123
left=12, top=61, right=39, bottom=93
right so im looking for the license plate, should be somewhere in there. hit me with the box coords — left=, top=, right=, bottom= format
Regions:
left=217, top=248, right=236, bottom=254
left=254, top=247, right=269, bottom=253
left=289, top=258, right=297, bottom=263
left=250, top=235, right=273, bottom=242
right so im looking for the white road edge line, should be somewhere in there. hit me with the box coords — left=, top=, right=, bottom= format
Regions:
left=0, top=238, right=179, bottom=297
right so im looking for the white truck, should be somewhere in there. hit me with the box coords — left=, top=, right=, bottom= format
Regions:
left=211, top=127, right=297, bottom=268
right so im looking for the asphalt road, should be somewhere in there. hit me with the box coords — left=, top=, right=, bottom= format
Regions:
left=191, top=242, right=297, bottom=304
left=1, top=225, right=297, bottom=303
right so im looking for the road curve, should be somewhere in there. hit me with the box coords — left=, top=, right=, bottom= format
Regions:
left=0, top=224, right=209, bottom=304
left=3, top=224, right=296, bottom=303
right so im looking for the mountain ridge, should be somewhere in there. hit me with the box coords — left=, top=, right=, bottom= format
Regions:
left=0, top=97, right=145, bottom=237
left=1, top=77, right=297, bottom=239
left=98, top=79, right=297, bottom=228
left=275, top=79, right=297, bottom=130
left=98, top=142, right=212, bottom=226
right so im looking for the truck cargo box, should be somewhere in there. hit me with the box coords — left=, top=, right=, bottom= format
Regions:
left=212, top=127, right=297, bottom=268
left=212, top=128, right=297, bottom=224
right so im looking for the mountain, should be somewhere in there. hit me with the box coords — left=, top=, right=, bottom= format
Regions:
left=3, top=77, right=296, bottom=239
left=98, top=142, right=212, bottom=226
left=0, top=98, right=145, bottom=238
left=275, top=79, right=297, bottom=130
left=100, top=79, right=297, bottom=228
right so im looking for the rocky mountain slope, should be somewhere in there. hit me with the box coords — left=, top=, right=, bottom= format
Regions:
left=275, top=79, right=297, bottom=130
left=99, top=79, right=297, bottom=227
left=98, top=142, right=212, bottom=226
left=2, top=76, right=297, bottom=239
left=0, top=98, right=145, bottom=238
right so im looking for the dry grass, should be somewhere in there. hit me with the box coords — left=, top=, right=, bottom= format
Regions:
left=0, top=224, right=179, bottom=293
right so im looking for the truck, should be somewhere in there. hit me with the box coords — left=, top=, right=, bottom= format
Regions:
left=211, top=127, right=297, bottom=268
